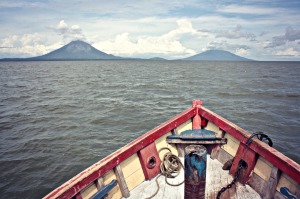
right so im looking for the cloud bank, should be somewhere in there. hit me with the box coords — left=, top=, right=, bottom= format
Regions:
left=1, top=0, right=300, bottom=60
left=0, top=20, right=87, bottom=58
left=0, top=33, right=59, bottom=57
left=93, top=19, right=207, bottom=58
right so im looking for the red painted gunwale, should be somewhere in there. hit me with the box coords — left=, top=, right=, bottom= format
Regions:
left=198, top=105, right=300, bottom=184
left=43, top=106, right=196, bottom=199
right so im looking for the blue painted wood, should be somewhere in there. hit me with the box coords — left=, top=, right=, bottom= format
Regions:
left=167, top=129, right=216, bottom=140
left=280, top=187, right=298, bottom=199
left=184, top=145, right=207, bottom=199
left=90, top=180, right=117, bottom=199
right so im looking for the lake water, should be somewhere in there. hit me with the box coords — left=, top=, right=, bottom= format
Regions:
left=0, top=60, right=299, bottom=198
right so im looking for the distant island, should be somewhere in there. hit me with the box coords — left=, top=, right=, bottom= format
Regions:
left=182, top=50, right=252, bottom=61
left=0, top=40, right=253, bottom=61
left=149, top=57, right=167, bottom=60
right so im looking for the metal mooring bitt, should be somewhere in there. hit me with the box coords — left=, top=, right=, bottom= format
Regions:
left=184, top=145, right=207, bottom=199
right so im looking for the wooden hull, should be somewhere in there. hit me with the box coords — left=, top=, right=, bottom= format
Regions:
left=44, top=100, right=300, bottom=199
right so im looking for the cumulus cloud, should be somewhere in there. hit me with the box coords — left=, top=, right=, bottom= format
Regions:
left=0, top=34, right=60, bottom=58
left=56, top=20, right=68, bottom=35
left=216, top=25, right=256, bottom=41
left=265, top=26, right=300, bottom=48
left=53, top=20, right=86, bottom=42
left=94, top=19, right=204, bottom=58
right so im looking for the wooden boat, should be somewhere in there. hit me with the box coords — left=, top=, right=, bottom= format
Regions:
left=44, top=100, right=300, bottom=199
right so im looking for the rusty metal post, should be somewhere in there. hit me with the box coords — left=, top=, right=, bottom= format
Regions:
left=184, top=145, right=207, bottom=199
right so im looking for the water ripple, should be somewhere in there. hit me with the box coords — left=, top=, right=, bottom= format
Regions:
left=0, top=60, right=299, bottom=198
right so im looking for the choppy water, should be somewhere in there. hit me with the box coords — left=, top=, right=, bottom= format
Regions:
left=0, top=60, right=299, bottom=198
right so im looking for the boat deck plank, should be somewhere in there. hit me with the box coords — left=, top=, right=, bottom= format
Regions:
left=123, top=155, right=261, bottom=199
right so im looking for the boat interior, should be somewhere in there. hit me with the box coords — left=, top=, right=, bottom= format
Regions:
left=44, top=100, right=300, bottom=199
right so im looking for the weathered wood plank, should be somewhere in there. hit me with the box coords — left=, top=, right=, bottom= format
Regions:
left=248, top=172, right=266, bottom=196
left=253, top=156, right=273, bottom=181
left=176, top=119, right=192, bottom=134
left=155, top=132, right=178, bottom=160
left=120, top=153, right=142, bottom=179
left=124, top=168, right=145, bottom=191
left=216, top=148, right=233, bottom=165
left=262, top=166, right=281, bottom=199
left=120, top=153, right=145, bottom=191
left=95, top=177, right=104, bottom=190
left=114, top=165, right=130, bottom=198
left=205, top=122, right=223, bottom=138
left=221, top=133, right=240, bottom=157
left=236, top=183, right=261, bottom=198
left=274, top=191, right=286, bottom=199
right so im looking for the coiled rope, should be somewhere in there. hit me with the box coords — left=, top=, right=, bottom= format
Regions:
left=145, top=147, right=184, bottom=199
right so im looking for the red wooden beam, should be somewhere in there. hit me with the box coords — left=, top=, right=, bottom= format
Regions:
left=230, top=143, right=259, bottom=184
left=198, top=106, right=300, bottom=184
left=43, top=106, right=196, bottom=199
left=138, top=142, right=161, bottom=180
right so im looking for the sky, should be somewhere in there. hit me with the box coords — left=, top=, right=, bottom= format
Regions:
left=0, top=0, right=300, bottom=60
